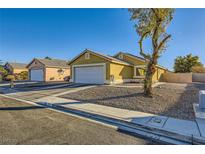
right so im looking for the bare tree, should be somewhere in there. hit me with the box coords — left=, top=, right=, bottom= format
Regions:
left=129, top=9, right=174, bottom=96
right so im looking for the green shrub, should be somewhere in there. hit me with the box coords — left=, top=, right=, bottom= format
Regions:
left=0, top=66, right=8, bottom=80
left=0, top=75, right=2, bottom=82
left=50, top=77, right=55, bottom=80
left=5, top=75, right=15, bottom=81
left=191, top=66, right=205, bottom=73
left=16, top=71, right=28, bottom=80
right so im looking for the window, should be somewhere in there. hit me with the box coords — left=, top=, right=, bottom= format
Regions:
left=134, top=65, right=146, bottom=78
left=85, top=53, right=90, bottom=59
left=136, top=68, right=145, bottom=76
left=118, top=54, right=123, bottom=60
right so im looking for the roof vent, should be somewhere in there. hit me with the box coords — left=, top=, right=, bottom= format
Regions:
left=119, top=54, right=123, bottom=60
left=85, top=53, right=90, bottom=60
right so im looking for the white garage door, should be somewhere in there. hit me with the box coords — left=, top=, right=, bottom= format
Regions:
left=74, top=66, right=104, bottom=84
left=30, top=69, right=44, bottom=81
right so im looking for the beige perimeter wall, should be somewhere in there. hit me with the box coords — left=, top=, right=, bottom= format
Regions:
left=192, top=73, right=205, bottom=83
left=45, top=67, right=70, bottom=82
left=162, top=72, right=192, bottom=83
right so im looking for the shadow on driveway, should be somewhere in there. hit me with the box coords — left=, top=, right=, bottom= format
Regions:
left=0, top=106, right=46, bottom=110
left=0, top=83, right=95, bottom=94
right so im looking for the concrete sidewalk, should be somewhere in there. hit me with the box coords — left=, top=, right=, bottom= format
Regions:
left=0, top=81, right=38, bottom=87
left=35, top=96, right=205, bottom=144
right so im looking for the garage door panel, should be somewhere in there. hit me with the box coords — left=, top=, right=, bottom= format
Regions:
left=74, top=66, right=104, bottom=84
left=30, top=69, right=43, bottom=81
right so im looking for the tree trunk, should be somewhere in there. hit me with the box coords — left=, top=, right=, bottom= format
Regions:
left=144, top=62, right=154, bottom=96
left=10, top=80, right=14, bottom=88
left=144, top=51, right=158, bottom=97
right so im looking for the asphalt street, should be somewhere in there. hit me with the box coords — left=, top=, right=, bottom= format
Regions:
left=0, top=95, right=157, bottom=144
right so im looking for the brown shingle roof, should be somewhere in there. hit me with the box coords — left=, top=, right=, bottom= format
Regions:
left=37, top=58, right=70, bottom=68
left=7, top=62, right=27, bottom=69
left=69, top=49, right=132, bottom=66
left=115, top=52, right=168, bottom=70
left=114, top=52, right=146, bottom=62
left=87, top=49, right=133, bottom=66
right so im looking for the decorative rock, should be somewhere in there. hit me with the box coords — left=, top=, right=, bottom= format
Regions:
left=199, top=91, right=205, bottom=109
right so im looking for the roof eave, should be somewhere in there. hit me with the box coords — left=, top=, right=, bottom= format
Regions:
left=26, top=58, right=45, bottom=69
left=44, top=65, right=70, bottom=68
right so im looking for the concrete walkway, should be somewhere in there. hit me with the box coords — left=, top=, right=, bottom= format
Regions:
left=34, top=95, right=205, bottom=144
left=105, top=82, right=165, bottom=88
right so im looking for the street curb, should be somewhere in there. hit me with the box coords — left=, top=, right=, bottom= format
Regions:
left=36, top=101, right=205, bottom=145
left=1, top=94, right=205, bottom=145
left=0, top=94, right=118, bottom=130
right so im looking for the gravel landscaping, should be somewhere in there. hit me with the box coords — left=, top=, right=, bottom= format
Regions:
left=60, top=83, right=205, bottom=121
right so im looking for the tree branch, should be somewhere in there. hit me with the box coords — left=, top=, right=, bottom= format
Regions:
left=151, top=8, right=159, bottom=20
left=138, top=31, right=151, bottom=60
left=158, top=34, right=171, bottom=51
left=151, top=8, right=162, bottom=49
left=152, top=26, right=158, bottom=49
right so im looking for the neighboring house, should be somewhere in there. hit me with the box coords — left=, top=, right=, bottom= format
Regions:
left=69, top=49, right=168, bottom=84
left=26, top=58, right=70, bottom=82
left=5, top=62, right=28, bottom=74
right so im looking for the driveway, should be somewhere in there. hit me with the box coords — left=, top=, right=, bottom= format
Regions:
left=0, top=95, right=156, bottom=144
left=0, top=83, right=94, bottom=101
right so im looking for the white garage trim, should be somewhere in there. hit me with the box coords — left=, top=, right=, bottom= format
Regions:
left=71, top=63, right=106, bottom=84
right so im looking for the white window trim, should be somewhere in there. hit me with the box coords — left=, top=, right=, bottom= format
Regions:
left=71, top=63, right=106, bottom=83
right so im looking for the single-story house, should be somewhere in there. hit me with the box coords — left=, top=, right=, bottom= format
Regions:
left=26, top=58, right=70, bottom=82
left=113, top=52, right=168, bottom=83
left=5, top=62, right=28, bottom=74
left=69, top=49, right=168, bottom=84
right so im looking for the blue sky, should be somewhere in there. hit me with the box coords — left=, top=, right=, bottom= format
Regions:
left=0, top=8, right=205, bottom=70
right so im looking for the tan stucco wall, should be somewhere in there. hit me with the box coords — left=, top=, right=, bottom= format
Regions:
left=162, top=72, right=192, bottom=83
left=192, top=73, right=205, bottom=83
left=13, top=68, right=28, bottom=74
left=150, top=68, right=166, bottom=82
left=70, top=52, right=111, bottom=80
left=110, top=63, right=133, bottom=81
left=45, top=67, right=70, bottom=82
left=157, top=68, right=166, bottom=82
left=152, top=70, right=158, bottom=82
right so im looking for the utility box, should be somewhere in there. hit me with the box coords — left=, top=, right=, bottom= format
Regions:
left=199, top=90, right=205, bottom=109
